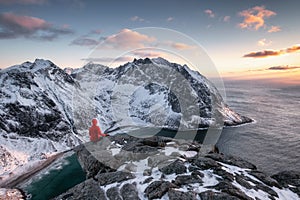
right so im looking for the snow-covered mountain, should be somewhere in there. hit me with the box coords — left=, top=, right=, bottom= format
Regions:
left=0, top=57, right=252, bottom=178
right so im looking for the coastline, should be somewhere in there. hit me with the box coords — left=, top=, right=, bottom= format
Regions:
left=0, top=150, right=68, bottom=188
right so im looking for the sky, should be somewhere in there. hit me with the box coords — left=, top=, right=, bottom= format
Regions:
left=0, top=0, right=299, bottom=84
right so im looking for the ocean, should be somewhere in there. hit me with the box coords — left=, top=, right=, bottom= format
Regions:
left=217, top=79, right=300, bottom=175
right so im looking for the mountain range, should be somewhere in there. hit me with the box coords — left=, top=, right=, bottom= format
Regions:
left=0, top=57, right=252, bottom=177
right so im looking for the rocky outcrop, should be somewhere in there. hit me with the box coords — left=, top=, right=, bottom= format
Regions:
left=0, top=188, right=25, bottom=200
left=54, top=134, right=300, bottom=200
left=272, top=171, right=300, bottom=197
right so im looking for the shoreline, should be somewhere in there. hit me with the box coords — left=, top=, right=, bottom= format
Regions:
left=0, top=150, right=70, bottom=188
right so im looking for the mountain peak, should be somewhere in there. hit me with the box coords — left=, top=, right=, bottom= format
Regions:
left=151, top=57, right=171, bottom=65
left=133, top=57, right=153, bottom=65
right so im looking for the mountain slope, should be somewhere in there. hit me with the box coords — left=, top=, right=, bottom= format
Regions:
left=0, top=57, right=252, bottom=177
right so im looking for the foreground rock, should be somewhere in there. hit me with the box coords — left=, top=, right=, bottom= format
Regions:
left=54, top=134, right=300, bottom=200
left=0, top=188, right=25, bottom=200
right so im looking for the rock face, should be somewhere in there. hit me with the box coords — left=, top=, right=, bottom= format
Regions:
left=0, top=57, right=252, bottom=175
left=54, top=134, right=300, bottom=200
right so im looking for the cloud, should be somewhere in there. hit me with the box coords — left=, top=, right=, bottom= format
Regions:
left=243, top=50, right=281, bottom=58
left=268, top=25, right=281, bottom=33
left=130, top=16, right=144, bottom=22
left=238, top=6, right=276, bottom=30
left=0, top=12, right=73, bottom=40
left=89, top=29, right=102, bottom=35
left=223, top=16, right=230, bottom=22
left=166, top=17, right=174, bottom=22
left=0, top=0, right=46, bottom=5
left=268, top=66, right=300, bottom=70
left=243, top=44, right=300, bottom=58
left=286, top=45, right=300, bottom=53
left=70, top=37, right=99, bottom=47
left=170, top=42, right=196, bottom=50
left=81, top=56, right=133, bottom=63
left=132, top=51, right=165, bottom=58
left=204, top=9, right=215, bottom=18
left=102, top=28, right=156, bottom=49
left=257, top=38, right=272, bottom=46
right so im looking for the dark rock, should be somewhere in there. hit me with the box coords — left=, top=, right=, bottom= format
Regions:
left=122, top=141, right=158, bottom=154
left=120, top=183, right=140, bottom=200
left=188, top=165, right=200, bottom=172
left=255, top=183, right=278, bottom=198
left=143, top=177, right=153, bottom=184
left=159, top=160, right=187, bottom=175
left=173, top=175, right=203, bottom=186
left=168, top=189, right=198, bottom=200
left=211, top=181, right=253, bottom=200
left=199, top=190, right=240, bottom=200
left=250, top=170, right=280, bottom=187
left=271, top=171, right=300, bottom=196
left=108, top=134, right=140, bottom=146
left=95, top=171, right=135, bottom=186
left=53, top=179, right=107, bottom=200
left=193, top=157, right=220, bottom=170
left=75, top=145, right=115, bottom=178
left=271, top=171, right=300, bottom=187
left=213, top=168, right=235, bottom=182
left=141, top=136, right=172, bottom=147
left=144, top=181, right=176, bottom=199
left=236, top=175, right=253, bottom=189
left=106, top=187, right=122, bottom=200
left=206, top=153, right=257, bottom=170
left=191, top=170, right=204, bottom=178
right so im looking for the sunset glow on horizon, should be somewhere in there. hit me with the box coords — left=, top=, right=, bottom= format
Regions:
left=0, top=0, right=299, bottom=85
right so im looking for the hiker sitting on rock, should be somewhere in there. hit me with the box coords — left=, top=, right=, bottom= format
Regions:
left=89, top=118, right=107, bottom=142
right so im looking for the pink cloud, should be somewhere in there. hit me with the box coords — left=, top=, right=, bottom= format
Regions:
left=0, top=12, right=73, bottom=40
left=243, top=44, right=300, bottom=58
left=104, top=29, right=155, bottom=49
left=170, top=42, right=196, bottom=50
left=268, top=25, right=281, bottom=33
left=204, top=9, right=215, bottom=18
left=257, top=38, right=272, bottom=47
left=238, top=6, right=276, bottom=30
left=286, top=45, right=300, bottom=53
left=223, top=16, right=230, bottom=22
left=268, top=66, right=300, bottom=70
left=243, top=50, right=281, bottom=58
left=1, top=12, right=49, bottom=30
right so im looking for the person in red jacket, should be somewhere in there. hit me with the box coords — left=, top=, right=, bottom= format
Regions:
left=89, top=118, right=107, bottom=142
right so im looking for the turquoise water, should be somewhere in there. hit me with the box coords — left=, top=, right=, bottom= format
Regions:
left=23, top=153, right=86, bottom=200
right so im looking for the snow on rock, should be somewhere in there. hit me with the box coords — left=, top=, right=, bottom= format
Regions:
left=0, top=57, right=252, bottom=178
left=0, top=188, right=25, bottom=199
left=54, top=134, right=300, bottom=200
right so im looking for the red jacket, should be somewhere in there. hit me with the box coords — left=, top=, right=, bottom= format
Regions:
left=89, top=119, right=106, bottom=142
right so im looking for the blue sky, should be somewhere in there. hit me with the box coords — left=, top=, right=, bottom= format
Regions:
left=0, top=0, right=299, bottom=83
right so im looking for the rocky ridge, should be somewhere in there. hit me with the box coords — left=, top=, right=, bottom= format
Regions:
left=54, top=134, right=300, bottom=200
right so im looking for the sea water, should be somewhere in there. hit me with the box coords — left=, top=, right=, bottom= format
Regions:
left=22, top=153, right=85, bottom=200
left=217, top=80, right=300, bottom=175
